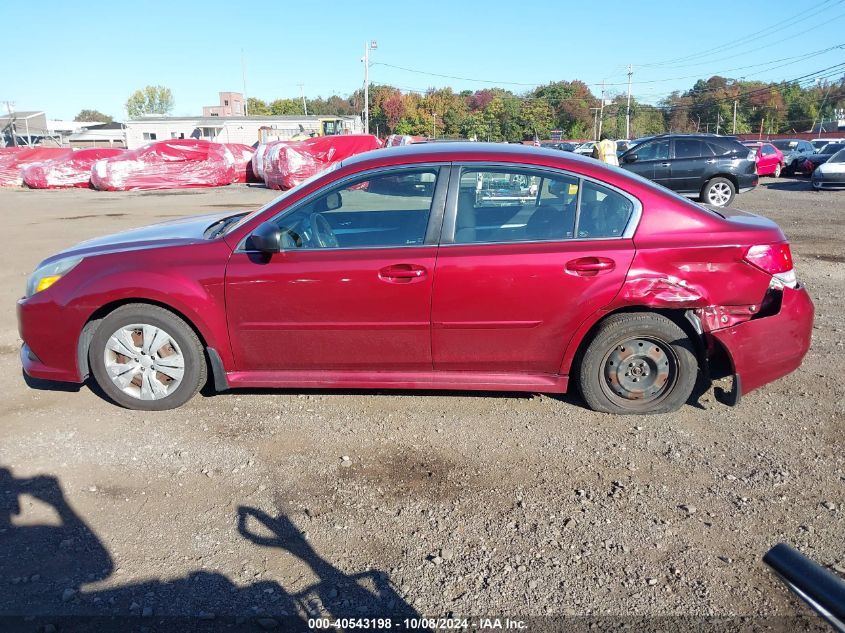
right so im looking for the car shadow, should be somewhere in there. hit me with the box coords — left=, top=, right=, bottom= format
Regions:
left=760, top=179, right=813, bottom=192
left=0, top=465, right=421, bottom=632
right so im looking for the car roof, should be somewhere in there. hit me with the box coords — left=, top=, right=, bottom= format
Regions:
left=342, top=141, right=599, bottom=169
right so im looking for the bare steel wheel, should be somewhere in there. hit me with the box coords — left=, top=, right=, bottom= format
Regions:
left=103, top=324, right=185, bottom=401
left=600, top=337, right=677, bottom=408
left=577, top=313, right=698, bottom=415
left=90, top=304, right=205, bottom=410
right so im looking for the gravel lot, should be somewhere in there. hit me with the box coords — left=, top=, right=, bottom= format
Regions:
left=0, top=178, right=842, bottom=631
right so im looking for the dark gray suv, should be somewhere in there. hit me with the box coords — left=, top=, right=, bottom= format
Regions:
left=620, top=134, right=758, bottom=207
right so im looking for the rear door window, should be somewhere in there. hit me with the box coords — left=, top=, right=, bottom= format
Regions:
left=673, top=139, right=712, bottom=159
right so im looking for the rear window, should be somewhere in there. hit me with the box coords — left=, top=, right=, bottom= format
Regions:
left=706, top=138, right=746, bottom=155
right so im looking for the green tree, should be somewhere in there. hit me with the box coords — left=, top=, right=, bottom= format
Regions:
left=125, top=86, right=174, bottom=118
left=246, top=97, right=271, bottom=116
left=75, top=109, right=113, bottom=123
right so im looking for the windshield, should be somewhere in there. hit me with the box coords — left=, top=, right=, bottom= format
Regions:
left=819, top=143, right=845, bottom=155
left=219, top=163, right=342, bottom=237
left=828, top=149, right=845, bottom=163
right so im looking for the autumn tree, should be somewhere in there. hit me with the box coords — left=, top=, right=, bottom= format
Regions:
left=75, top=109, right=113, bottom=123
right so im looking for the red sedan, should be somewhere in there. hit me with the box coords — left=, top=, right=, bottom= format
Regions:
left=18, top=144, right=813, bottom=414
left=743, top=142, right=785, bottom=177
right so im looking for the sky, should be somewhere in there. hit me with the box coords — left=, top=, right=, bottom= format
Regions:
left=2, top=0, right=844, bottom=120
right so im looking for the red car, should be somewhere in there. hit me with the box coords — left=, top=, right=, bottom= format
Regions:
left=742, top=142, right=785, bottom=177
left=18, top=144, right=813, bottom=414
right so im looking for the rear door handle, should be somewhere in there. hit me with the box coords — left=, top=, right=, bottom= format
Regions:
left=378, top=263, right=428, bottom=283
left=565, top=257, right=616, bottom=277
left=659, top=162, right=671, bottom=167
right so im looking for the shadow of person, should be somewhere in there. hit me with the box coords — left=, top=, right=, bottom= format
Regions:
left=238, top=506, right=422, bottom=622
left=0, top=466, right=113, bottom=615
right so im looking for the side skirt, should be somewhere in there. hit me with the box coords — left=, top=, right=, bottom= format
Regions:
left=224, top=370, right=569, bottom=394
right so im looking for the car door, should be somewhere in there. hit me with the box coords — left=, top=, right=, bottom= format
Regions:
left=430, top=165, right=636, bottom=374
left=759, top=144, right=777, bottom=174
left=225, top=165, right=448, bottom=372
left=621, top=139, right=670, bottom=186
left=670, top=138, right=712, bottom=192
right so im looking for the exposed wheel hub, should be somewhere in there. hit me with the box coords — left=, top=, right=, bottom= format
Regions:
left=604, top=338, right=671, bottom=402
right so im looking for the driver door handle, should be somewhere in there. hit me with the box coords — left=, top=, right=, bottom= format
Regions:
left=378, top=264, right=428, bottom=284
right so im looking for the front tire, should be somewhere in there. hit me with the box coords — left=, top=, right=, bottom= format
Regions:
left=577, top=313, right=698, bottom=415
left=89, top=304, right=206, bottom=410
left=701, top=177, right=735, bottom=207
left=774, top=163, right=782, bottom=178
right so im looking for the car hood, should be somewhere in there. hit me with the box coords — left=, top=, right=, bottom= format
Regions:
left=817, top=161, right=845, bottom=174
left=43, top=211, right=238, bottom=265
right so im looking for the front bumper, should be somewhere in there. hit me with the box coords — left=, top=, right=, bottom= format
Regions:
left=18, top=297, right=85, bottom=384
left=812, top=171, right=845, bottom=188
left=709, top=285, right=814, bottom=396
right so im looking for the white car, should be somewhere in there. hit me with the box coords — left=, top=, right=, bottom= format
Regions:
left=811, top=148, right=845, bottom=190
left=810, top=138, right=845, bottom=152
left=574, top=142, right=596, bottom=156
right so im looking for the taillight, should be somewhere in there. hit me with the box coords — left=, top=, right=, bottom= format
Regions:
left=744, top=243, right=797, bottom=287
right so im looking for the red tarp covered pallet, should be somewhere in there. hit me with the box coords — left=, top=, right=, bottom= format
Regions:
left=22, top=148, right=125, bottom=189
left=90, top=140, right=236, bottom=191
left=0, top=147, right=74, bottom=187
left=263, top=135, right=383, bottom=190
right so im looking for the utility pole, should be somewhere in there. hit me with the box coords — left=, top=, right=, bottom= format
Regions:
left=732, top=100, right=737, bottom=134
left=590, top=107, right=600, bottom=141
left=598, top=81, right=605, bottom=140
left=241, top=50, right=248, bottom=117
left=432, top=113, right=437, bottom=139
left=625, top=65, right=633, bottom=140
left=715, top=111, right=720, bottom=135
left=362, top=40, right=377, bottom=135
left=298, top=83, right=308, bottom=116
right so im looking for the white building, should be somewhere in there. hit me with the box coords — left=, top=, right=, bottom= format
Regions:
left=123, top=115, right=363, bottom=149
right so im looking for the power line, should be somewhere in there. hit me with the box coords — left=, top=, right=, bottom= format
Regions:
left=637, top=0, right=841, bottom=68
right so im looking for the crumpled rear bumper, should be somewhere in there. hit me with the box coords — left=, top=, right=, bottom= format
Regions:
left=709, top=285, right=814, bottom=396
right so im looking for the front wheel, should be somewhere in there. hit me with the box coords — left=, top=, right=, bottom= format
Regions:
left=701, top=177, right=735, bottom=207
left=89, top=304, right=206, bottom=410
left=577, top=313, right=698, bottom=415
left=774, top=163, right=782, bottom=178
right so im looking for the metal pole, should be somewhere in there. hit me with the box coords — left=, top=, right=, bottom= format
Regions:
left=598, top=81, right=605, bottom=139
left=298, top=83, right=308, bottom=116
left=716, top=111, right=720, bottom=135
left=241, top=50, right=248, bottom=117
left=432, top=113, right=436, bottom=139
left=733, top=100, right=737, bottom=134
left=363, top=41, right=369, bottom=135
left=625, top=65, right=632, bottom=139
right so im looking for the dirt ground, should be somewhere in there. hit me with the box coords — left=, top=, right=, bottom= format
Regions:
left=0, top=178, right=842, bottom=631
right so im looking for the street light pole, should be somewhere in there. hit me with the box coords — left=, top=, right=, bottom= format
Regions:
left=363, top=40, right=377, bottom=135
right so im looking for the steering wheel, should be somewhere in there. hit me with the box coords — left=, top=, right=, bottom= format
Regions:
left=308, top=212, right=339, bottom=248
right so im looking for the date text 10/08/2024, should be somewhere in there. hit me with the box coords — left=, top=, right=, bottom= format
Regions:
left=308, top=618, right=528, bottom=630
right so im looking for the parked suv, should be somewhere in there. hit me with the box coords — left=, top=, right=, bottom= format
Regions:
left=619, top=134, right=758, bottom=207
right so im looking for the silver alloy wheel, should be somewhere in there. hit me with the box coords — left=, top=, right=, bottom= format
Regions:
left=103, top=323, right=185, bottom=400
left=707, top=181, right=732, bottom=206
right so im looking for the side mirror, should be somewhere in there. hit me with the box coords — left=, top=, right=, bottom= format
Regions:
left=623, top=153, right=638, bottom=163
left=249, top=221, right=281, bottom=253
left=324, top=191, right=342, bottom=211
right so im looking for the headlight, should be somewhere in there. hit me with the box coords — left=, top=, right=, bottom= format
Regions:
left=26, top=256, right=83, bottom=298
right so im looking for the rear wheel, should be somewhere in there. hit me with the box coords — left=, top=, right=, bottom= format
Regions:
left=577, top=313, right=698, bottom=415
left=701, top=177, right=735, bottom=207
left=774, top=163, right=782, bottom=178
left=89, top=304, right=206, bottom=410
